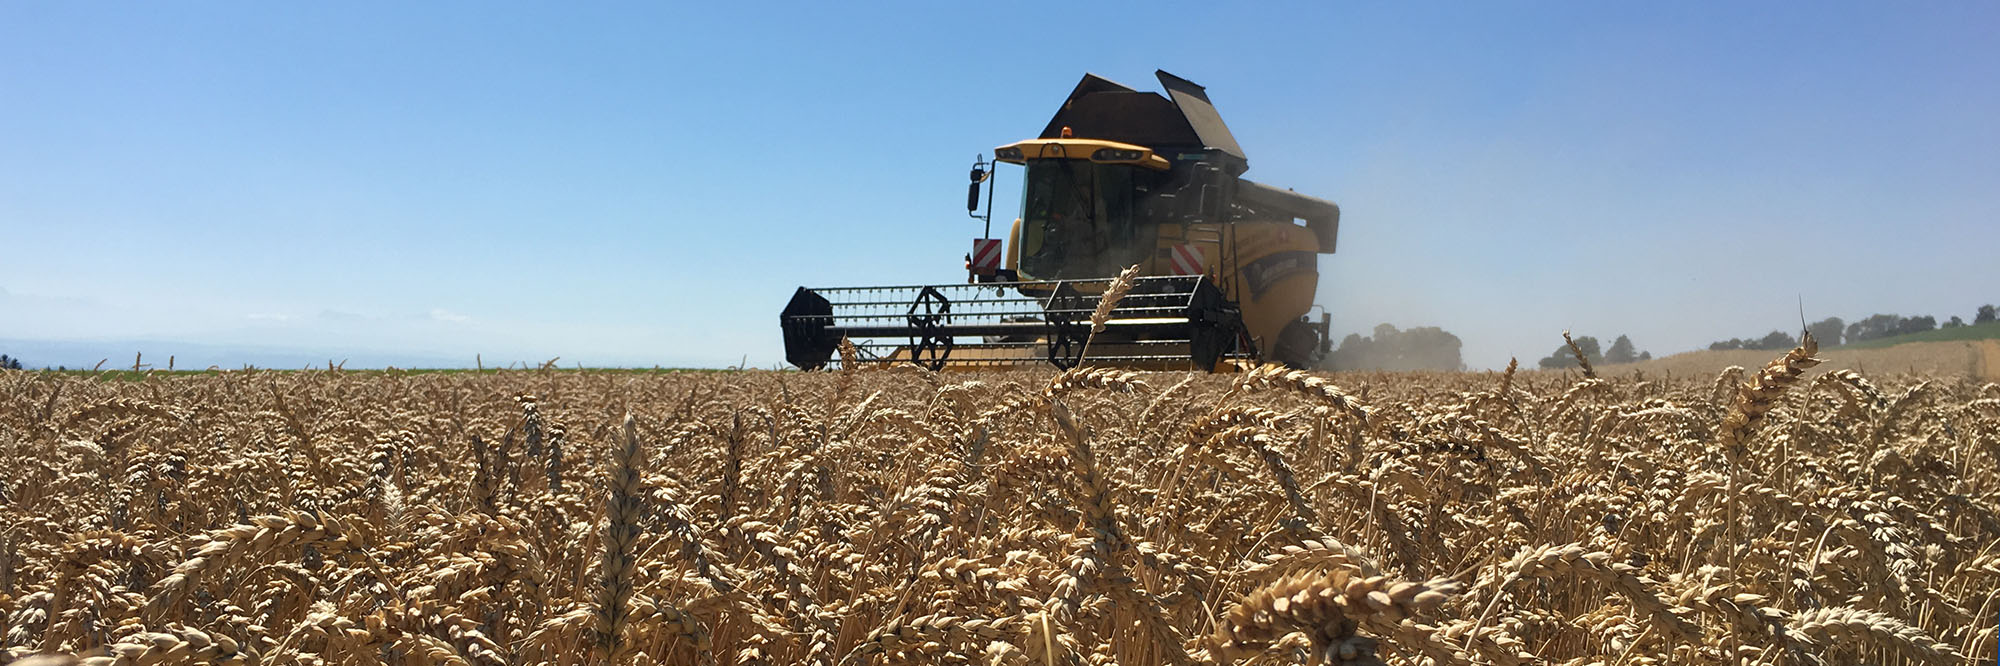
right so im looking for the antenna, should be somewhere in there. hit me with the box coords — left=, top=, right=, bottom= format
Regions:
left=1797, top=294, right=1808, bottom=337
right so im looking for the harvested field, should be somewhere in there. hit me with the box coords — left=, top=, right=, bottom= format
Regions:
left=1611, top=339, right=2000, bottom=381
left=1, top=343, right=1996, bottom=665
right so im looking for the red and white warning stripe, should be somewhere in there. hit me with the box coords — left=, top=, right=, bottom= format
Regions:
left=1168, top=243, right=1206, bottom=276
left=969, top=238, right=1003, bottom=274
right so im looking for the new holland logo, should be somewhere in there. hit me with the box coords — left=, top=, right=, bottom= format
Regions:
left=1241, top=250, right=1316, bottom=300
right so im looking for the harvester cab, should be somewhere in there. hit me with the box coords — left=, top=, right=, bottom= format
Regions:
left=782, top=70, right=1341, bottom=371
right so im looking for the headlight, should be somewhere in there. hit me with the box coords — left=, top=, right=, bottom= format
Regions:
left=1091, top=148, right=1143, bottom=162
left=995, top=147, right=1024, bottom=161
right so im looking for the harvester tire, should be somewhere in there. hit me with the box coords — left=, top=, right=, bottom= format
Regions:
left=1274, top=319, right=1325, bottom=370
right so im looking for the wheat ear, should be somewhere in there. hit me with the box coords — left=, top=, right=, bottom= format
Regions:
left=1079, top=264, right=1141, bottom=362
left=1564, top=330, right=1596, bottom=379
left=592, top=414, right=645, bottom=658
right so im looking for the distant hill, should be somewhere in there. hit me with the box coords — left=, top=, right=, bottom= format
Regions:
left=1573, top=322, right=2000, bottom=380
left=0, top=338, right=471, bottom=371
left=1837, top=321, right=2000, bottom=350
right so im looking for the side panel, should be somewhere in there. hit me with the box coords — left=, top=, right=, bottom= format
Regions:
left=1227, top=222, right=1320, bottom=359
left=1155, top=221, right=1319, bottom=359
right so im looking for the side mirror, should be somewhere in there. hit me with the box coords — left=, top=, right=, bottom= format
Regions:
left=1186, top=163, right=1226, bottom=222
left=1199, top=183, right=1223, bottom=220
left=967, top=166, right=987, bottom=212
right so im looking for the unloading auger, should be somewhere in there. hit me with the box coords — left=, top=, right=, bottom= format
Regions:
left=781, top=70, right=1342, bottom=372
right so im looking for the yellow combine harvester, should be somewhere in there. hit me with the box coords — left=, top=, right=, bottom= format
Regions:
left=781, top=70, right=1341, bottom=371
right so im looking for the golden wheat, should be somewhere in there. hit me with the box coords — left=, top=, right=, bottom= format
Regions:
left=0, top=338, right=1991, bottom=665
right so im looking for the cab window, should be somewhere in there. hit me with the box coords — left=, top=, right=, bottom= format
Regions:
left=1017, top=160, right=1154, bottom=280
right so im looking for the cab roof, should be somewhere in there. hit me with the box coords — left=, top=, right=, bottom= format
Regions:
left=1035, top=70, right=1247, bottom=165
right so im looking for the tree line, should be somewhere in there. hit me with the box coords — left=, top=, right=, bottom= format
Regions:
left=1326, top=324, right=1465, bottom=371
left=1710, top=303, right=1996, bottom=350
left=1325, top=326, right=1664, bottom=372
left=1537, top=334, right=1651, bottom=369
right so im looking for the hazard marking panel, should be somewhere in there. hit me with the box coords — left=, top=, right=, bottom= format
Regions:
left=1168, top=243, right=1206, bottom=276
left=970, top=238, right=1003, bottom=271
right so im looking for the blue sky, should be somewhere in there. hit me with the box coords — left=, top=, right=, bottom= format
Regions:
left=3, top=3, right=1996, bottom=369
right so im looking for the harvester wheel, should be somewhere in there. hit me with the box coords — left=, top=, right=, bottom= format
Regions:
left=1274, top=319, right=1325, bottom=369
left=906, top=286, right=954, bottom=371
left=1042, top=282, right=1089, bottom=368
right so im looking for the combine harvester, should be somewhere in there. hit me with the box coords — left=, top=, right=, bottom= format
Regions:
left=781, top=70, right=1342, bottom=371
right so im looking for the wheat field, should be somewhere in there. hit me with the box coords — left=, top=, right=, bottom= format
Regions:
left=1, top=341, right=1996, bottom=665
